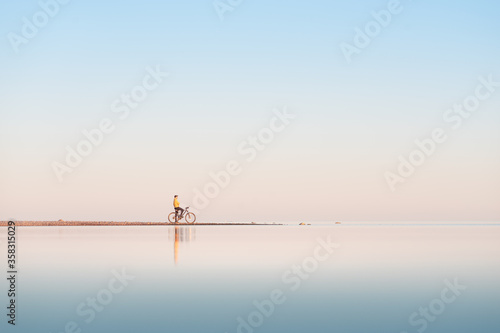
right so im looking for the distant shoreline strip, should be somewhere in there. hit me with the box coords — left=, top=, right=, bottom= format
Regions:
left=0, top=221, right=279, bottom=227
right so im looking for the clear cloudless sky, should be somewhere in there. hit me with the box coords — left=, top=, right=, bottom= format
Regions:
left=1, top=0, right=499, bottom=222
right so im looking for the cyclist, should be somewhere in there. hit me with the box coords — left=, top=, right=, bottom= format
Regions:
left=173, top=195, right=184, bottom=221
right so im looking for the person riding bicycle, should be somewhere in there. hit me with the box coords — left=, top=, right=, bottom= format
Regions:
left=173, top=195, right=184, bottom=221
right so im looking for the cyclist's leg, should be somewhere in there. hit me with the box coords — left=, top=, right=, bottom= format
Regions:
left=178, top=207, right=184, bottom=218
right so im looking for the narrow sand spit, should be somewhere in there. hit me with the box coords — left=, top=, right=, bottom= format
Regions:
left=0, top=221, right=279, bottom=226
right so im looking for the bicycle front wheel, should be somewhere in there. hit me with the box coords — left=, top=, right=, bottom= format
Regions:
left=168, top=212, right=177, bottom=223
left=185, top=212, right=196, bottom=224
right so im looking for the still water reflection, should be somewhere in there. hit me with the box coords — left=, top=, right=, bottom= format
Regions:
left=0, top=225, right=498, bottom=333
left=169, top=226, right=197, bottom=264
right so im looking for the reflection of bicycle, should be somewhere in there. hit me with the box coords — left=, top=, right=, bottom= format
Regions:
left=168, top=207, right=196, bottom=224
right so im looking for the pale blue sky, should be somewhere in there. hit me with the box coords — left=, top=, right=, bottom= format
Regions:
left=1, top=0, right=499, bottom=221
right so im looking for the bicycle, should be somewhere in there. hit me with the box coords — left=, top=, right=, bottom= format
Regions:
left=168, top=207, right=196, bottom=224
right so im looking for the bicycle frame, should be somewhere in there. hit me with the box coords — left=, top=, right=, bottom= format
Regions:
left=175, top=207, right=190, bottom=219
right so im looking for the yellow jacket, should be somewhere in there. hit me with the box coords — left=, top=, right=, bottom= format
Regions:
left=174, top=198, right=180, bottom=208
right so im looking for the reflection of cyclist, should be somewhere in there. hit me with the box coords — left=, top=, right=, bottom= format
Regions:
left=173, top=195, right=184, bottom=220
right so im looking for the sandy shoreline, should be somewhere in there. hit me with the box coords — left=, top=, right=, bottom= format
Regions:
left=0, top=221, right=278, bottom=226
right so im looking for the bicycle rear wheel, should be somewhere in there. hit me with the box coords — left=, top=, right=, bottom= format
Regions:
left=168, top=212, right=177, bottom=223
left=185, top=212, right=196, bottom=224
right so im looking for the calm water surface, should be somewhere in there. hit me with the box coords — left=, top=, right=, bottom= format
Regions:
left=1, top=224, right=499, bottom=332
